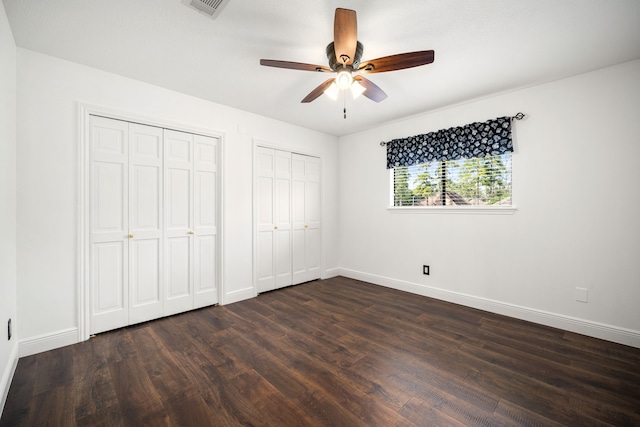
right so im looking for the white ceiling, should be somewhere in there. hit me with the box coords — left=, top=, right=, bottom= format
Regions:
left=4, top=0, right=640, bottom=136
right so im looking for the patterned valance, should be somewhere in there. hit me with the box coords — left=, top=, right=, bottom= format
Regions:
left=386, top=116, right=513, bottom=169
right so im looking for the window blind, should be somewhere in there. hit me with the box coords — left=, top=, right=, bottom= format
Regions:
left=393, top=154, right=512, bottom=207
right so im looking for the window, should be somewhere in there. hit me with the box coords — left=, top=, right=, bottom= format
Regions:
left=392, top=154, right=512, bottom=207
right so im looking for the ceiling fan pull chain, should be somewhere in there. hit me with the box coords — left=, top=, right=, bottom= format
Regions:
left=343, top=93, right=347, bottom=119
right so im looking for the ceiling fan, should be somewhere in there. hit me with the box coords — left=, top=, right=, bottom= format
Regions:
left=260, top=8, right=435, bottom=104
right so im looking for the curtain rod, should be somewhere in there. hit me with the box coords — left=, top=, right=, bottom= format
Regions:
left=379, top=112, right=526, bottom=146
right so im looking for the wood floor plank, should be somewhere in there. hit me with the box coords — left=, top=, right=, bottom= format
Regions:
left=475, top=340, right=640, bottom=412
left=491, top=399, right=567, bottom=427
left=0, top=356, right=37, bottom=426
left=73, top=358, right=120, bottom=423
left=3, top=276, right=640, bottom=426
left=170, top=345, right=262, bottom=426
left=399, top=397, right=468, bottom=427
left=25, top=385, right=76, bottom=427
left=109, top=358, right=171, bottom=426
left=229, top=369, right=316, bottom=426
left=31, top=345, right=75, bottom=395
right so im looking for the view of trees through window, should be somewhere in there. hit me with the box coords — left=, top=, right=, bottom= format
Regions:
left=393, top=154, right=512, bottom=207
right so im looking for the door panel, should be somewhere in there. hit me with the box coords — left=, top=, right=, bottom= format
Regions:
left=90, top=116, right=129, bottom=334
left=291, top=153, right=321, bottom=284
left=305, top=157, right=321, bottom=281
left=257, top=176, right=274, bottom=225
left=257, top=230, right=274, bottom=293
left=93, top=162, right=126, bottom=233
left=256, top=147, right=276, bottom=292
left=166, top=169, right=191, bottom=228
left=92, top=125, right=126, bottom=157
left=306, top=228, right=321, bottom=279
left=132, top=165, right=160, bottom=230
left=92, top=241, right=127, bottom=314
left=195, top=171, right=216, bottom=226
left=291, top=174, right=306, bottom=284
left=292, top=228, right=305, bottom=283
left=129, top=235, right=163, bottom=324
left=129, top=238, right=162, bottom=324
left=164, top=130, right=194, bottom=315
left=129, top=123, right=164, bottom=324
left=275, top=228, right=292, bottom=287
left=194, top=235, right=217, bottom=308
left=131, top=239, right=160, bottom=303
left=274, top=150, right=292, bottom=288
left=193, top=134, right=218, bottom=307
left=306, top=181, right=321, bottom=227
left=166, top=237, right=191, bottom=297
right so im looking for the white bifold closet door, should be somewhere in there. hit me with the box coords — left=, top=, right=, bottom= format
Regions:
left=89, top=116, right=218, bottom=335
left=256, top=147, right=320, bottom=294
left=292, top=153, right=321, bottom=284
left=164, top=129, right=219, bottom=315
left=256, top=148, right=292, bottom=292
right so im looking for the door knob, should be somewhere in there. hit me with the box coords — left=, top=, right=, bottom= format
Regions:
left=189, top=230, right=195, bottom=235
left=128, top=233, right=134, bottom=238
left=305, top=224, right=309, bottom=228
left=274, top=226, right=278, bottom=230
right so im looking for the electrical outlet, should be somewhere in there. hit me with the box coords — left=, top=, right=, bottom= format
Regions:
left=575, top=287, right=588, bottom=303
left=8, top=318, right=11, bottom=340
left=423, top=265, right=430, bottom=275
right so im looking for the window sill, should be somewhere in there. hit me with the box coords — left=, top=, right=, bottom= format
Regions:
left=387, top=206, right=517, bottom=215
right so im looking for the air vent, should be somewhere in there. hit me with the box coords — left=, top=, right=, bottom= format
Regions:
left=183, top=0, right=230, bottom=19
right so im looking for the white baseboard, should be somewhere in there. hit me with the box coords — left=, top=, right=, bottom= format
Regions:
left=339, top=268, right=640, bottom=349
left=0, top=342, right=19, bottom=418
left=18, top=327, right=79, bottom=358
left=222, top=287, right=256, bottom=305
left=323, top=267, right=341, bottom=279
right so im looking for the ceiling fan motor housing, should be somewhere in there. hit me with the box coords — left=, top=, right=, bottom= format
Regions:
left=326, top=41, right=364, bottom=71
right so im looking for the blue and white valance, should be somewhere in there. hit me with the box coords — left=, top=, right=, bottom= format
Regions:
left=385, top=116, right=513, bottom=169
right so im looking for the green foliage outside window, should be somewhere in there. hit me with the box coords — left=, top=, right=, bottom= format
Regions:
left=393, top=154, right=511, bottom=207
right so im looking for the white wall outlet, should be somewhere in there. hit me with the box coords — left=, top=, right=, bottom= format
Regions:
left=575, top=287, right=589, bottom=303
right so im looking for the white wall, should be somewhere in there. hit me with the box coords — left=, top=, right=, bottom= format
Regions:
left=10, top=42, right=639, bottom=362
left=338, top=59, right=640, bottom=347
left=0, top=1, right=18, bottom=414
left=16, top=49, right=338, bottom=353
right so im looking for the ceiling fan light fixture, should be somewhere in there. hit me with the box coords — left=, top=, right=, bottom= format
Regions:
left=324, top=82, right=340, bottom=100
left=350, top=79, right=366, bottom=99
left=260, top=8, right=434, bottom=106
left=335, top=69, right=353, bottom=90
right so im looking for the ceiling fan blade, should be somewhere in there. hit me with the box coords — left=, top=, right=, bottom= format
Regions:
left=301, top=78, right=336, bottom=103
left=260, top=59, right=331, bottom=73
left=354, top=76, right=388, bottom=102
left=358, top=50, right=435, bottom=73
left=334, top=8, right=357, bottom=65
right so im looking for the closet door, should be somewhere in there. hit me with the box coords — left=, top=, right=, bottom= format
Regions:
left=89, top=116, right=129, bottom=334
left=256, top=147, right=292, bottom=292
left=193, top=135, right=219, bottom=308
left=89, top=118, right=219, bottom=334
left=274, top=150, right=292, bottom=288
left=256, top=147, right=276, bottom=292
left=304, top=155, right=321, bottom=281
left=128, top=123, right=164, bottom=324
left=164, top=129, right=195, bottom=316
left=292, top=154, right=321, bottom=284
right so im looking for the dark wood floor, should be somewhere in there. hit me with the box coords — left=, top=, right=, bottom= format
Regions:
left=2, top=277, right=640, bottom=426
